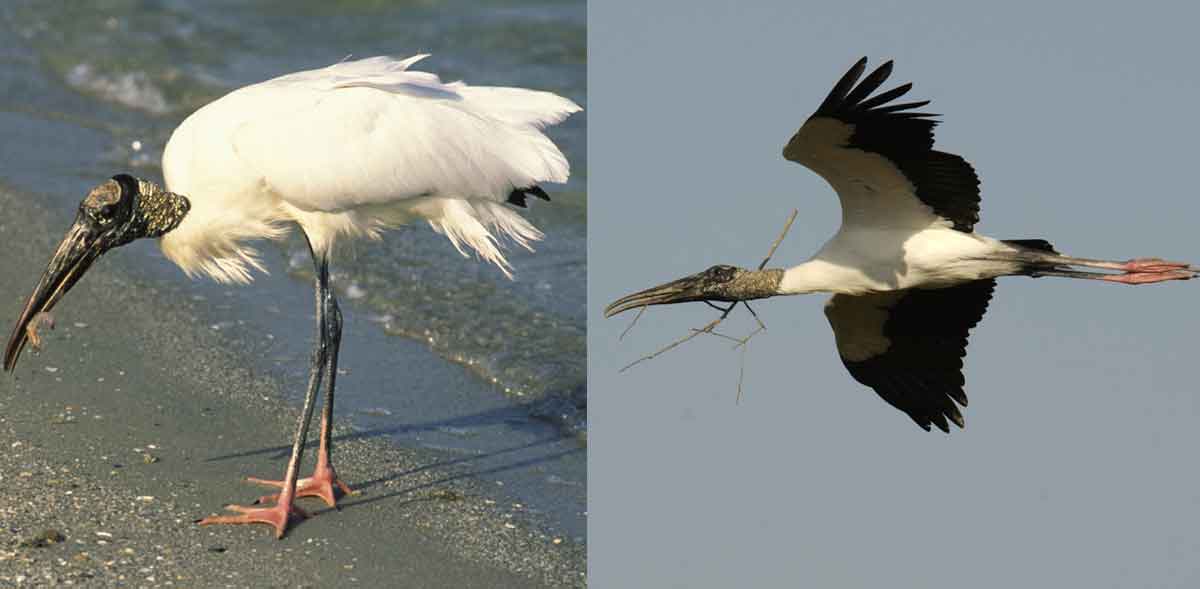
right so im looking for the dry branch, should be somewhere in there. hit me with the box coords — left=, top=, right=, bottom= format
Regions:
left=619, top=305, right=646, bottom=341
left=759, top=211, right=797, bottom=270
left=618, top=209, right=799, bottom=376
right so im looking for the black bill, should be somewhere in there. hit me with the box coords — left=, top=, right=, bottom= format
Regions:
left=604, top=272, right=714, bottom=318
left=3, top=215, right=105, bottom=371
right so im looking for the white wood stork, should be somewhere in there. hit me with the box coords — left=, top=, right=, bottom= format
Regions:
left=3, top=54, right=580, bottom=538
left=606, top=57, right=1195, bottom=433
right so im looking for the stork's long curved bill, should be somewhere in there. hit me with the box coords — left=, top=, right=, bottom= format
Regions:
left=4, top=216, right=105, bottom=371
left=604, top=272, right=710, bottom=318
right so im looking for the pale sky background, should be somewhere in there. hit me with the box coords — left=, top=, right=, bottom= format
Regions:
left=589, top=1, right=1200, bottom=587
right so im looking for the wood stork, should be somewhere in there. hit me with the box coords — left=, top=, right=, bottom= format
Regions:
left=3, top=54, right=580, bottom=538
left=605, top=57, right=1195, bottom=433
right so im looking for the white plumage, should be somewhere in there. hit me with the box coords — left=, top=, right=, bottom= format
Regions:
left=160, top=54, right=580, bottom=282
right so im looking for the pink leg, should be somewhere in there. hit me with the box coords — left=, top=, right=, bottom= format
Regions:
left=1031, top=254, right=1198, bottom=285
left=1098, top=269, right=1195, bottom=285
left=1034, top=251, right=1198, bottom=282
left=1038, top=254, right=1197, bottom=274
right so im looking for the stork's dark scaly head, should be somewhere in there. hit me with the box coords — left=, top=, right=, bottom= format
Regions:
left=3, top=174, right=189, bottom=371
left=604, top=265, right=784, bottom=317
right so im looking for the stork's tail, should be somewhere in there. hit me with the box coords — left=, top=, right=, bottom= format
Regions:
left=1002, top=239, right=1058, bottom=254
left=1002, top=239, right=1058, bottom=271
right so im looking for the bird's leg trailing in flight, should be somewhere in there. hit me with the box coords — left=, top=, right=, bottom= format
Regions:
left=1031, top=267, right=1195, bottom=284
left=1027, top=253, right=1198, bottom=284
left=198, top=238, right=332, bottom=538
left=251, top=282, right=355, bottom=508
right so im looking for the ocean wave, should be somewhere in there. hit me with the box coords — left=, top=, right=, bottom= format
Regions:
left=64, top=63, right=171, bottom=115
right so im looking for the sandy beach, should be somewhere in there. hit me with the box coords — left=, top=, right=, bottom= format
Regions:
left=0, top=188, right=585, bottom=587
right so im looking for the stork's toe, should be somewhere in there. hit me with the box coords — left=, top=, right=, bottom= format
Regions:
left=197, top=501, right=308, bottom=539
left=248, top=467, right=355, bottom=509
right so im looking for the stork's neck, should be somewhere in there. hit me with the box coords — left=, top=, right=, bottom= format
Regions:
left=133, top=178, right=189, bottom=238
left=719, top=268, right=786, bottom=301
left=778, top=259, right=850, bottom=295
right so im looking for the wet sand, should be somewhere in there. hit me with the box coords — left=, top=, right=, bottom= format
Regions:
left=0, top=189, right=584, bottom=586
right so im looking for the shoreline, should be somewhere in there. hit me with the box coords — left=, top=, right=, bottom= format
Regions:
left=0, top=188, right=584, bottom=586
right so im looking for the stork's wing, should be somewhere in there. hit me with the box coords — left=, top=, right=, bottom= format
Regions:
left=823, top=280, right=996, bottom=432
left=783, top=58, right=981, bottom=232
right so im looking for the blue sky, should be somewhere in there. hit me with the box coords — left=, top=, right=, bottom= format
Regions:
left=590, top=1, right=1200, bottom=586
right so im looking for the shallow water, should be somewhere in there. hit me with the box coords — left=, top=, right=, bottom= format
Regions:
left=0, top=0, right=584, bottom=540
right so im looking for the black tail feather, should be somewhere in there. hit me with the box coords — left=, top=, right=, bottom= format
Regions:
left=1005, top=239, right=1061, bottom=276
left=1003, top=239, right=1057, bottom=254
left=506, top=185, right=551, bottom=208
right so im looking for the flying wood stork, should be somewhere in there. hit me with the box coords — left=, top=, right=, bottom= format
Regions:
left=606, top=57, right=1195, bottom=433
left=3, top=55, right=580, bottom=537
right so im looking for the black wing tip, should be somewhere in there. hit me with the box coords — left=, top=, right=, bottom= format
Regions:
left=816, top=57, right=932, bottom=120
left=506, top=185, right=551, bottom=208
left=913, top=409, right=965, bottom=433
left=873, top=59, right=895, bottom=79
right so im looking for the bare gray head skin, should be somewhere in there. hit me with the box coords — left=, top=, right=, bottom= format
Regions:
left=604, top=265, right=785, bottom=317
left=3, top=174, right=189, bottom=371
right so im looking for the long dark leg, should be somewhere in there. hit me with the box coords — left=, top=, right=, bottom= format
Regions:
left=252, top=268, right=354, bottom=507
left=309, top=288, right=354, bottom=504
left=1020, top=250, right=1198, bottom=285
left=1038, top=254, right=1198, bottom=274
left=198, top=236, right=331, bottom=538
left=271, top=250, right=330, bottom=504
left=1031, top=267, right=1196, bottom=284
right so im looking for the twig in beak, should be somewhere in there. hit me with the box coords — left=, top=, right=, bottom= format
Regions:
left=619, top=305, right=646, bottom=341
left=737, top=344, right=748, bottom=405
left=619, top=313, right=728, bottom=373
left=617, top=209, right=799, bottom=376
left=759, top=210, right=798, bottom=270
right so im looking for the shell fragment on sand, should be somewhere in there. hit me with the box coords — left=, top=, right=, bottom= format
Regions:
left=25, top=312, right=54, bottom=351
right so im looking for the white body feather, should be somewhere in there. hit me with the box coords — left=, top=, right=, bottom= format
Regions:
left=780, top=226, right=1018, bottom=296
left=160, top=55, right=580, bottom=283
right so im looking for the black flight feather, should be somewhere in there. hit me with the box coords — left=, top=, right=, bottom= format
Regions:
left=810, top=58, right=982, bottom=231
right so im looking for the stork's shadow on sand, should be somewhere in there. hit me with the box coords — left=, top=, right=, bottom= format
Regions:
left=201, top=405, right=583, bottom=513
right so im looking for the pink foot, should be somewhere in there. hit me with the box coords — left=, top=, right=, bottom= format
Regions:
left=248, top=466, right=354, bottom=508
left=197, top=501, right=308, bottom=539
left=1122, top=258, right=1194, bottom=273
left=1102, top=269, right=1195, bottom=285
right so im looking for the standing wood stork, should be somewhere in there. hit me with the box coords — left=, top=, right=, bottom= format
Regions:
left=3, top=54, right=580, bottom=538
left=606, top=57, right=1195, bottom=433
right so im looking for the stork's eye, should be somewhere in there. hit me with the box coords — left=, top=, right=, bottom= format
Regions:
left=707, top=265, right=737, bottom=283
left=88, top=201, right=122, bottom=227
left=82, top=179, right=128, bottom=226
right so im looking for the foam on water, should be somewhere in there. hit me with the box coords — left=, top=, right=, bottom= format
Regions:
left=64, top=64, right=171, bottom=115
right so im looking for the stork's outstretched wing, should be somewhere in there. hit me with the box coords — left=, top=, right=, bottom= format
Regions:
left=783, top=58, right=981, bottom=232
left=823, top=280, right=995, bottom=432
